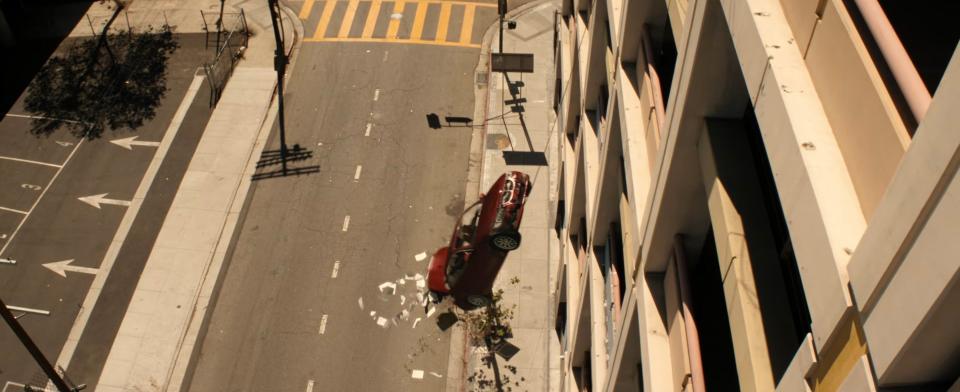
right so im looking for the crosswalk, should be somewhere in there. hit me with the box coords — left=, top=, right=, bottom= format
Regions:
left=298, top=0, right=496, bottom=48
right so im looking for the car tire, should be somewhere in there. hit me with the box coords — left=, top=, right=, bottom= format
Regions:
left=491, top=231, right=522, bottom=251
left=466, top=294, right=492, bottom=308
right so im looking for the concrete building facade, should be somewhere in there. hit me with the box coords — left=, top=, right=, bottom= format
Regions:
left=550, top=0, right=960, bottom=390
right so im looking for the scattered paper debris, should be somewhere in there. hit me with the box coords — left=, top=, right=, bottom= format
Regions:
left=376, top=317, right=389, bottom=327
left=400, top=309, right=410, bottom=321
left=412, top=317, right=422, bottom=328
left=429, top=372, right=443, bottom=378
left=414, top=252, right=428, bottom=262
left=416, top=293, right=424, bottom=304
left=411, top=370, right=424, bottom=379
left=426, top=307, right=436, bottom=318
left=400, top=295, right=406, bottom=306
left=379, top=282, right=397, bottom=295
left=370, top=311, right=376, bottom=317
left=358, top=297, right=364, bottom=310
left=416, top=279, right=426, bottom=289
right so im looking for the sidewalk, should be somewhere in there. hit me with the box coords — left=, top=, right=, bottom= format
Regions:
left=447, top=0, right=563, bottom=390
left=53, top=1, right=302, bottom=390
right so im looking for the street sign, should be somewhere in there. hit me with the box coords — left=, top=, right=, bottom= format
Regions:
left=491, top=53, right=534, bottom=73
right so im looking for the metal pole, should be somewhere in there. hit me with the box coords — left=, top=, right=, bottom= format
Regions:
left=498, top=0, right=505, bottom=53
left=268, top=0, right=288, bottom=175
left=216, top=0, right=225, bottom=53
left=0, top=297, right=75, bottom=392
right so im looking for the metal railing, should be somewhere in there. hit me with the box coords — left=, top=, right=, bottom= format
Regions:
left=201, top=10, right=248, bottom=107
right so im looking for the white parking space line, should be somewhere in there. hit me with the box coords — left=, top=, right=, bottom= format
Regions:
left=6, top=305, right=51, bottom=316
left=0, top=155, right=63, bottom=168
left=331, top=260, right=341, bottom=278
left=305, top=380, right=315, bottom=392
left=0, top=138, right=84, bottom=256
left=342, top=215, right=350, bottom=231
left=373, top=89, right=380, bottom=101
left=4, top=113, right=84, bottom=124
left=364, top=123, right=372, bottom=136
left=54, top=74, right=206, bottom=371
left=354, top=165, right=362, bottom=181
left=0, top=206, right=28, bottom=215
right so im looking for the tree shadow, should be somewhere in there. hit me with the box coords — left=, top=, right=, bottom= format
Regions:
left=23, top=25, right=179, bottom=139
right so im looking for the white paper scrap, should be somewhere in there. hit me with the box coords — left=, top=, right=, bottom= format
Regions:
left=379, top=282, right=397, bottom=295
left=411, top=370, right=424, bottom=379
left=358, top=297, right=364, bottom=310
left=412, top=317, right=422, bottom=328
left=400, top=295, right=407, bottom=305
left=376, top=317, right=389, bottom=327
left=429, top=372, right=443, bottom=378
left=414, top=252, right=428, bottom=262
left=426, top=307, right=436, bottom=318
left=416, top=279, right=426, bottom=289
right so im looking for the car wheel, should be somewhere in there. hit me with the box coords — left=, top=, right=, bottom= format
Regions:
left=491, top=231, right=521, bottom=251
left=466, top=294, right=492, bottom=308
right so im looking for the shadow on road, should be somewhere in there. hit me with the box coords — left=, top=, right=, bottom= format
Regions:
left=252, top=145, right=320, bottom=181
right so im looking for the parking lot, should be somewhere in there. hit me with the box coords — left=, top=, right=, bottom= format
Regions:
left=0, top=33, right=214, bottom=389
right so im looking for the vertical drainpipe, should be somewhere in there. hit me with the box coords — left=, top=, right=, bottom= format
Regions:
left=851, top=0, right=931, bottom=124
left=674, top=235, right=706, bottom=392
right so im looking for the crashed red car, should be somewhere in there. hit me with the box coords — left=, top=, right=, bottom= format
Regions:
left=427, top=171, right=532, bottom=309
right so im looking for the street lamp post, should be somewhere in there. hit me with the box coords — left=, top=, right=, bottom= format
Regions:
left=267, top=0, right=289, bottom=175
left=498, top=0, right=506, bottom=53
left=0, top=296, right=77, bottom=391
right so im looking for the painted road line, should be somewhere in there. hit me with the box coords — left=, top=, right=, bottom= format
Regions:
left=365, top=123, right=372, bottom=136
left=318, top=314, right=328, bottom=334
left=338, top=0, right=361, bottom=38
left=77, top=193, right=132, bottom=209
left=342, top=215, right=350, bottom=231
left=0, top=138, right=83, bottom=257
left=386, top=1, right=406, bottom=39
left=299, top=0, right=316, bottom=19
left=410, top=2, right=428, bottom=40
left=0, top=206, right=28, bottom=215
left=332, top=260, right=341, bottom=278
left=4, top=113, right=84, bottom=124
left=436, top=3, right=452, bottom=42
left=305, top=380, right=315, bottom=392
left=0, top=258, right=16, bottom=265
left=383, top=50, right=389, bottom=62
left=0, top=155, right=62, bottom=168
left=459, top=4, right=476, bottom=45
left=354, top=165, right=362, bottom=181
left=362, top=0, right=383, bottom=38
left=54, top=75, right=206, bottom=371
left=313, top=0, right=338, bottom=39
left=304, top=36, right=482, bottom=48
left=110, top=136, right=161, bottom=150
left=6, top=305, right=50, bottom=316
left=42, top=259, right=99, bottom=278
left=373, top=89, right=380, bottom=101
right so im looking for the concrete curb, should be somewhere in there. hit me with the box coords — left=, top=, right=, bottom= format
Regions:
left=446, top=1, right=558, bottom=390
left=166, top=2, right=303, bottom=391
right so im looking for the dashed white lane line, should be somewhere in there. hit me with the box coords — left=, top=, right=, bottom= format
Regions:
left=382, top=50, right=389, bottom=62
left=0, top=258, right=16, bottom=265
left=0, top=155, right=63, bottom=168
left=0, top=138, right=83, bottom=257
left=364, top=123, right=372, bottom=136
left=55, top=74, right=207, bottom=370
left=342, top=215, right=350, bottom=231
left=354, top=165, right=362, bottom=181
left=305, top=380, right=315, bottom=392
left=318, top=314, right=328, bottom=335
left=331, top=260, right=341, bottom=278
left=3, top=113, right=84, bottom=124
left=0, top=206, right=28, bottom=215
left=6, top=305, right=50, bottom=316
left=373, top=89, right=380, bottom=101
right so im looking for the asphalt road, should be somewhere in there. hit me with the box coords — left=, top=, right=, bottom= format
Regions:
left=0, top=34, right=214, bottom=390
left=184, top=2, right=496, bottom=389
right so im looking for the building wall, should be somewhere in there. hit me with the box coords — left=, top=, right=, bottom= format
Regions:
left=551, top=0, right=960, bottom=390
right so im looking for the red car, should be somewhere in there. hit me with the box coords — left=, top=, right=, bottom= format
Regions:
left=427, top=171, right=532, bottom=309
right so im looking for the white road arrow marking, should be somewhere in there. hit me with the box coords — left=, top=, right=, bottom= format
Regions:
left=110, top=136, right=161, bottom=150
left=78, top=193, right=131, bottom=209
left=43, top=259, right=99, bottom=278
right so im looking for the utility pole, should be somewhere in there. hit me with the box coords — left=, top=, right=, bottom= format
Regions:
left=498, top=0, right=506, bottom=53
left=215, top=0, right=226, bottom=52
left=267, top=0, right=289, bottom=175
left=0, top=296, right=78, bottom=391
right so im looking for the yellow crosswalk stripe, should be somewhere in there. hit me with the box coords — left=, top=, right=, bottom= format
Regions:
left=299, top=0, right=316, bottom=19
left=436, top=3, right=452, bottom=42
left=409, top=2, right=428, bottom=40
left=459, top=4, right=475, bottom=45
left=362, top=0, right=382, bottom=38
left=338, top=0, right=361, bottom=38
left=386, top=1, right=406, bottom=39
left=312, top=0, right=338, bottom=39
